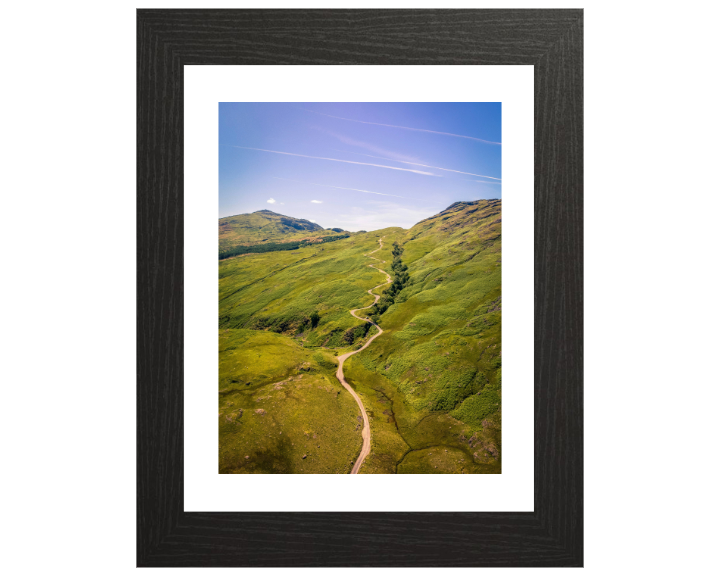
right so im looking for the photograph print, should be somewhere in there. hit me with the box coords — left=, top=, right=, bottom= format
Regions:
left=218, top=102, right=502, bottom=474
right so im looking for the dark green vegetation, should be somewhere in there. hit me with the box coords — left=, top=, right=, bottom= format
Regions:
left=368, top=241, right=410, bottom=323
left=219, top=233, right=350, bottom=260
left=219, top=200, right=501, bottom=474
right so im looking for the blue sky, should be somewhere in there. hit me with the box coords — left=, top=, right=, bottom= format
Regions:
left=219, top=102, right=501, bottom=231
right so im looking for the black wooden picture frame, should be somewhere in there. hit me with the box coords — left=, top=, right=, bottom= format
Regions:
left=137, top=8, right=583, bottom=567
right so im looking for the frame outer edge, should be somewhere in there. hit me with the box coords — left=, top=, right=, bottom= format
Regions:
left=137, top=8, right=583, bottom=567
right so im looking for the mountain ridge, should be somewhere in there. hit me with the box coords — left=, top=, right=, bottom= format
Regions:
left=219, top=209, right=334, bottom=252
left=220, top=199, right=497, bottom=249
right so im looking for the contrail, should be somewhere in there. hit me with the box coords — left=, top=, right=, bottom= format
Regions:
left=298, top=107, right=501, bottom=145
left=224, top=145, right=436, bottom=176
left=271, top=177, right=408, bottom=199
left=329, top=148, right=502, bottom=181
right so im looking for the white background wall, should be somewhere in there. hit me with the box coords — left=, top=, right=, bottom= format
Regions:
left=1, top=1, right=717, bottom=575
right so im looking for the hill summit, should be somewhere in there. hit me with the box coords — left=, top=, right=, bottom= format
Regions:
left=219, top=209, right=331, bottom=251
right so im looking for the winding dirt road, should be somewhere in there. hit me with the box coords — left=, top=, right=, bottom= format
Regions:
left=336, top=237, right=392, bottom=474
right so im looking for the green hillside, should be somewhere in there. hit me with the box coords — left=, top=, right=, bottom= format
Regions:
left=219, top=200, right=501, bottom=474
left=219, top=209, right=341, bottom=253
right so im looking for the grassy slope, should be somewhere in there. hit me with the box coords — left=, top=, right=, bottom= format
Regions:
left=219, top=330, right=363, bottom=473
left=219, top=229, right=403, bottom=343
left=219, top=200, right=501, bottom=474
left=345, top=200, right=501, bottom=473
left=219, top=209, right=339, bottom=252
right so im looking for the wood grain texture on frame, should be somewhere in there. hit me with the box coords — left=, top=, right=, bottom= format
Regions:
left=137, top=9, right=583, bottom=567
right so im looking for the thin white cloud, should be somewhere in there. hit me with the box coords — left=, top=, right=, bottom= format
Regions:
left=298, top=107, right=501, bottom=145
left=267, top=198, right=276, bottom=204
left=311, top=200, right=323, bottom=204
left=335, top=150, right=502, bottom=181
left=272, top=177, right=407, bottom=199
left=225, top=146, right=436, bottom=176
left=318, top=128, right=422, bottom=164
left=309, top=219, right=316, bottom=223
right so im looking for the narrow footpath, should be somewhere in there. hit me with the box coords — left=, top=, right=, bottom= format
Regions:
left=335, top=237, right=392, bottom=474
